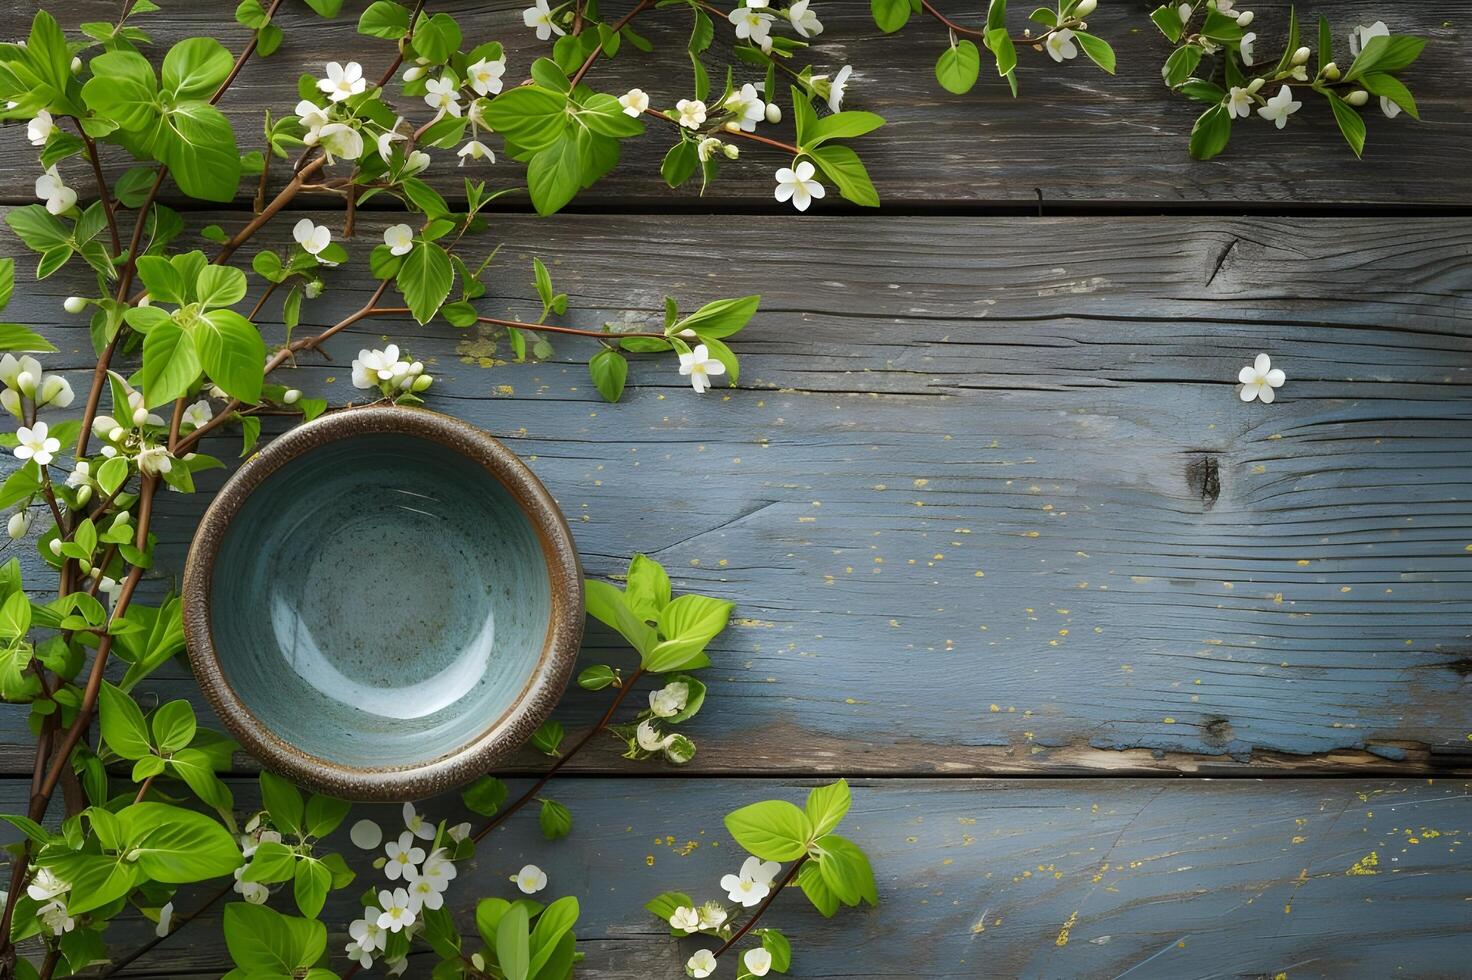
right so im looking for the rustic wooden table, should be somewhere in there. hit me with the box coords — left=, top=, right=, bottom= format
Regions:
left=2, top=1, right=1470, bottom=977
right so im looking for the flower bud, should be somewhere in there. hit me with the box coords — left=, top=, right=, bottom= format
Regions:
left=7, top=510, right=29, bottom=540
left=75, top=485, right=92, bottom=507
left=111, top=510, right=132, bottom=529
left=132, top=406, right=150, bottom=426
left=48, top=538, right=62, bottom=556
left=1322, top=62, right=1340, bottom=80
left=722, top=121, right=740, bottom=134
left=39, top=375, right=69, bottom=406
left=70, top=56, right=81, bottom=74
left=304, top=280, right=323, bottom=299
left=15, top=371, right=35, bottom=396
left=136, top=293, right=151, bottom=307
left=1346, top=89, right=1369, bottom=106
left=107, top=426, right=125, bottom=442
left=1291, top=46, right=1311, bottom=65
left=1235, top=10, right=1252, bottom=26
left=1247, top=77, right=1265, bottom=93
left=404, top=65, right=425, bottom=82
left=0, top=390, right=20, bottom=419
left=765, top=103, right=781, bottom=124
left=409, top=361, right=424, bottom=376
left=92, top=416, right=117, bottom=439
left=283, top=389, right=301, bottom=405
left=1075, top=0, right=1097, bottom=16
left=63, top=296, right=86, bottom=314
left=411, top=374, right=433, bottom=392
left=78, top=559, right=91, bottom=575
left=722, top=143, right=740, bottom=160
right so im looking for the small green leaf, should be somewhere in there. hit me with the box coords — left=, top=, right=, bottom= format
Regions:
left=398, top=242, right=455, bottom=325
left=724, top=800, right=812, bottom=861
left=804, top=779, right=852, bottom=838
left=99, top=680, right=153, bottom=760
left=1328, top=94, right=1367, bottom=158
left=588, top=349, right=628, bottom=403
left=463, top=775, right=508, bottom=816
left=539, top=798, right=572, bottom=840
left=577, top=665, right=618, bottom=690
left=935, top=40, right=981, bottom=95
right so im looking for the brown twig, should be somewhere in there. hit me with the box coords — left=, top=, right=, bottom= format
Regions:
left=713, top=857, right=806, bottom=958
left=568, top=0, right=654, bottom=89
left=376, top=0, right=429, bottom=87
left=96, top=882, right=233, bottom=979
left=70, top=120, right=121, bottom=254
left=472, top=667, right=646, bottom=844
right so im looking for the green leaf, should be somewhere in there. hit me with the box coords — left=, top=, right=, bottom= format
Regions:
left=240, top=840, right=297, bottom=883
left=1150, top=3, right=1184, bottom=42
left=6, top=205, right=71, bottom=253
left=399, top=242, right=455, bottom=324
left=196, top=309, right=266, bottom=403
left=1328, top=94, right=1367, bottom=158
left=1344, top=35, right=1425, bottom=82
left=625, top=554, right=671, bottom=621
left=303, top=0, right=343, bottom=15
left=162, top=38, right=233, bottom=100
left=761, top=928, right=793, bottom=972
left=169, top=748, right=234, bottom=812
left=117, top=801, right=243, bottom=881
left=413, top=12, right=463, bottom=63
left=151, top=699, right=197, bottom=754
left=806, top=111, right=885, bottom=149
left=359, top=1, right=411, bottom=39
left=155, top=102, right=242, bottom=203
left=673, top=296, right=759, bottom=339
left=935, top=40, right=981, bottom=95
left=1162, top=44, right=1203, bottom=88
left=484, top=86, right=569, bottom=154
left=463, top=775, right=508, bottom=816
left=529, top=895, right=579, bottom=977
left=1361, top=72, right=1419, bottom=119
left=1188, top=103, right=1232, bottom=161
left=259, top=770, right=305, bottom=836
left=0, top=591, right=30, bottom=640
left=588, top=349, right=627, bottom=403
left=724, top=800, right=812, bottom=861
left=196, top=265, right=248, bottom=310
left=804, top=779, right=851, bottom=838
left=1073, top=31, right=1115, bottom=73
left=0, top=258, right=12, bottom=312
left=222, top=903, right=326, bottom=975
left=577, top=665, right=618, bottom=690
left=798, top=859, right=838, bottom=916
left=539, top=799, right=572, bottom=840
left=1318, top=15, right=1333, bottom=68
left=82, top=50, right=159, bottom=131
left=814, top=833, right=878, bottom=906
left=304, top=793, right=350, bottom=838
left=527, top=135, right=583, bottom=217
left=99, top=680, right=153, bottom=760
left=661, top=139, right=698, bottom=188
left=871, top=0, right=911, bottom=33
left=294, top=856, right=332, bottom=917
left=531, top=720, right=565, bottom=756
left=0, top=323, right=57, bottom=353
left=659, top=593, right=733, bottom=645
left=44, top=853, right=141, bottom=915
left=645, top=890, right=694, bottom=923
left=807, top=145, right=879, bottom=208
left=497, top=903, right=531, bottom=980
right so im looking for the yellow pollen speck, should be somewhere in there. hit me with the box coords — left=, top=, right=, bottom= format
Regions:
left=1055, top=910, right=1078, bottom=947
left=989, top=704, right=1000, bottom=712
left=1346, top=852, right=1379, bottom=875
left=1163, top=716, right=1176, bottom=724
left=645, top=855, right=655, bottom=866
left=1296, top=559, right=1311, bottom=566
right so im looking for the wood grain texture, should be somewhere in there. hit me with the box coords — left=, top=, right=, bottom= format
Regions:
left=1, top=1, right=1469, bottom=208
left=2, top=212, right=1468, bottom=776
left=4, top=776, right=1470, bottom=978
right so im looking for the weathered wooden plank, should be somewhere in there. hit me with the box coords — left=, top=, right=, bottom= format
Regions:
left=2, top=2, right=1469, bottom=208
left=4, top=777, right=1470, bottom=978
left=1, top=213, right=1468, bottom=777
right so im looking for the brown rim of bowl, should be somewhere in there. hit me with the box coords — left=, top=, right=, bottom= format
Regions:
left=182, top=404, right=584, bottom=802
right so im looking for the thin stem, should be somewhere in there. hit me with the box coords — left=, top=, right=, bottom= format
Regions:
left=69, top=120, right=121, bottom=254
left=713, top=857, right=806, bottom=958
left=133, top=773, right=156, bottom=803
left=568, top=0, right=653, bottom=88
left=210, top=0, right=286, bottom=105
left=376, top=0, right=429, bottom=88
left=96, top=882, right=233, bottom=979
left=472, top=667, right=646, bottom=844
left=641, top=108, right=800, bottom=156
left=215, top=155, right=326, bottom=264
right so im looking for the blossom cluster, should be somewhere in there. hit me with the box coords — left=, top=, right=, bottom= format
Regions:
left=666, top=856, right=786, bottom=977
left=350, top=343, right=434, bottom=399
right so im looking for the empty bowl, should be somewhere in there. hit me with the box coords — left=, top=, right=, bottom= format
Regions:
left=183, top=406, right=583, bottom=800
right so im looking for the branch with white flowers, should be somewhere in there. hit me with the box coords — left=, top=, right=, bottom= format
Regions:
left=1153, top=1, right=1425, bottom=158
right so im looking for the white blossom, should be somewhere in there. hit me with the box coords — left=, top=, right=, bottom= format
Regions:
left=1349, top=20, right=1389, bottom=57
left=155, top=901, right=174, bottom=938
left=296, top=100, right=330, bottom=144
left=424, top=75, right=463, bottom=117
left=788, top=0, right=823, bottom=37
left=384, top=224, right=414, bottom=256
left=448, top=821, right=471, bottom=843
left=345, top=941, right=374, bottom=969
left=417, top=848, right=458, bottom=891
left=405, top=150, right=431, bottom=175
left=26, top=868, right=68, bottom=902
left=697, top=902, right=728, bottom=931
left=385, top=831, right=425, bottom=880
left=668, top=906, right=701, bottom=932
left=512, top=864, right=548, bottom=894
left=385, top=959, right=408, bottom=978
left=293, top=218, right=331, bottom=256
left=376, top=888, right=416, bottom=932
left=1256, top=86, right=1301, bottom=128
left=523, top=0, right=565, bottom=40
left=677, top=343, right=726, bottom=393
left=376, top=118, right=407, bottom=162
left=14, top=421, right=59, bottom=467
left=619, top=88, right=649, bottom=117
left=720, top=855, right=781, bottom=907
left=826, top=64, right=852, bottom=112
left=317, top=123, right=364, bottom=163
left=649, top=681, right=690, bottom=718
left=1046, top=29, right=1078, bottom=62
left=233, top=866, right=269, bottom=904
left=35, top=166, right=76, bottom=215
left=723, top=83, right=765, bottom=132
left=1225, top=86, right=1253, bottom=119
left=408, top=875, right=444, bottom=911
left=458, top=139, right=495, bottom=166
left=38, top=900, right=74, bottom=936
left=403, top=801, right=437, bottom=841
left=318, top=61, right=365, bottom=102
left=63, top=296, right=86, bottom=314
left=36, top=373, right=73, bottom=409
left=773, top=160, right=824, bottom=212
left=1380, top=96, right=1402, bottom=119
left=181, top=399, right=212, bottom=429
left=744, top=947, right=773, bottom=977
left=27, top=109, right=52, bottom=147
left=1239, top=31, right=1256, bottom=66
left=136, top=444, right=173, bottom=476
left=353, top=344, right=405, bottom=389
left=349, top=910, right=386, bottom=953
left=697, top=137, right=722, bottom=162
left=729, top=6, right=775, bottom=47
left=687, top=949, right=717, bottom=979
left=467, top=57, right=507, bottom=97
left=677, top=99, right=708, bottom=129
left=637, top=719, right=669, bottom=751
left=1237, top=352, right=1285, bottom=404
left=7, top=510, right=29, bottom=540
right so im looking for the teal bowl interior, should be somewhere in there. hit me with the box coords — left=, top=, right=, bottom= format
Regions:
left=185, top=409, right=582, bottom=799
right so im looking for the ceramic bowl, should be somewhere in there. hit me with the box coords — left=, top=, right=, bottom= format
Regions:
left=183, top=406, right=583, bottom=801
